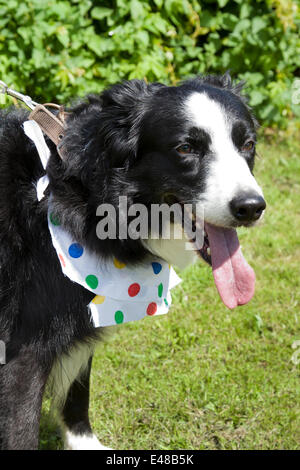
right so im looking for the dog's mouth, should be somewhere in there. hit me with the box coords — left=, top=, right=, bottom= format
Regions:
left=188, top=210, right=211, bottom=266
left=201, top=222, right=255, bottom=309
left=163, top=195, right=255, bottom=310
left=198, top=227, right=211, bottom=266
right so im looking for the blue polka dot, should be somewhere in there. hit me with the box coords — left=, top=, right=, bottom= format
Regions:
left=152, top=262, right=162, bottom=275
left=68, top=243, right=84, bottom=258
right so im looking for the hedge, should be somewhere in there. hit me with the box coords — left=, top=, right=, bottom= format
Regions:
left=0, top=0, right=299, bottom=127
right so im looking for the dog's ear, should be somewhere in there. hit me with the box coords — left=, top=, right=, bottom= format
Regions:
left=221, top=70, right=232, bottom=88
left=221, top=71, right=246, bottom=98
left=188, top=71, right=246, bottom=98
left=98, top=80, right=164, bottom=168
left=60, top=80, right=164, bottom=183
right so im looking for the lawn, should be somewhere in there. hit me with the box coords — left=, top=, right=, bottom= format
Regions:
left=40, top=131, right=300, bottom=450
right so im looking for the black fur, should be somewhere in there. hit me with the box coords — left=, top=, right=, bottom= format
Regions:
left=0, top=74, right=257, bottom=449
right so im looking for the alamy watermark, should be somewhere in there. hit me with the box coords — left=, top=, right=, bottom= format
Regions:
left=292, top=79, right=300, bottom=105
left=95, top=197, right=205, bottom=250
left=291, top=340, right=300, bottom=366
left=0, top=340, right=6, bottom=365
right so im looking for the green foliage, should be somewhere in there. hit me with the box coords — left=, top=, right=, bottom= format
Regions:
left=0, top=0, right=299, bottom=127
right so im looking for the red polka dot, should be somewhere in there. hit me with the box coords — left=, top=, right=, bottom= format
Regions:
left=59, top=253, right=66, bottom=267
left=147, top=302, right=157, bottom=316
left=128, top=283, right=141, bottom=297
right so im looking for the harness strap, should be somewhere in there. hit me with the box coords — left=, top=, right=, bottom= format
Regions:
left=0, top=80, right=67, bottom=161
left=29, top=104, right=67, bottom=160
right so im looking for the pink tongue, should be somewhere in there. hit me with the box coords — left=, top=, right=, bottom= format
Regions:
left=205, top=223, right=255, bottom=309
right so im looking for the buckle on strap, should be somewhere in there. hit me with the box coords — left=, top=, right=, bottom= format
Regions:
left=0, top=80, right=38, bottom=110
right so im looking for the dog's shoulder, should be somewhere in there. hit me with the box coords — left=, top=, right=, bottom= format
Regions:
left=0, top=107, right=46, bottom=245
left=0, top=107, right=41, bottom=175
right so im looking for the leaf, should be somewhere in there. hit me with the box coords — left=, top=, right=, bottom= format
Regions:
left=91, top=7, right=113, bottom=20
left=249, top=90, right=266, bottom=106
left=240, top=3, right=252, bottom=19
left=221, top=13, right=238, bottom=30
left=252, top=16, right=267, bottom=34
left=130, top=0, right=147, bottom=21
left=32, top=49, right=44, bottom=68
left=88, top=36, right=114, bottom=56
left=17, top=27, right=31, bottom=43
left=217, top=0, right=229, bottom=7
left=57, top=26, right=70, bottom=48
left=233, top=18, right=251, bottom=34
left=135, top=30, right=150, bottom=48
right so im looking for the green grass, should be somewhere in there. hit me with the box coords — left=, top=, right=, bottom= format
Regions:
left=40, top=133, right=300, bottom=450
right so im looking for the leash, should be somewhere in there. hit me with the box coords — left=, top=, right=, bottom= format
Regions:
left=0, top=80, right=67, bottom=160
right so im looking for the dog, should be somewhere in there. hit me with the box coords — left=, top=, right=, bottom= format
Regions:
left=0, top=73, right=266, bottom=450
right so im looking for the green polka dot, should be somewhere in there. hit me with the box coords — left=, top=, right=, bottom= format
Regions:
left=85, top=275, right=98, bottom=289
left=164, top=298, right=168, bottom=307
left=114, top=310, right=124, bottom=324
left=50, top=212, right=60, bottom=226
left=158, top=283, right=163, bottom=298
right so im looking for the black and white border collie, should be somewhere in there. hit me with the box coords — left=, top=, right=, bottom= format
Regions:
left=0, top=73, right=265, bottom=450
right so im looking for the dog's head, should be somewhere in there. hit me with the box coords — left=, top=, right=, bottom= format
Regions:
left=49, top=73, right=266, bottom=309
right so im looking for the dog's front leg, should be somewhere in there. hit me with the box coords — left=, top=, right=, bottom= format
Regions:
left=59, top=355, right=111, bottom=450
left=0, top=346, right=48, bottom=450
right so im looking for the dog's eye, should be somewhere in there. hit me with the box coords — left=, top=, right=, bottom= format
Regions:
left=241, top=140, right=255, bottom=152
left=176, top=144, right=194, bottom=155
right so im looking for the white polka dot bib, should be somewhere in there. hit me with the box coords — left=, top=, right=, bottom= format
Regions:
left=23, top=120, right=182, bottom=327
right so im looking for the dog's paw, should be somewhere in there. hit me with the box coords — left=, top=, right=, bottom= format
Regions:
left=64, top=430, right=112, bottom=450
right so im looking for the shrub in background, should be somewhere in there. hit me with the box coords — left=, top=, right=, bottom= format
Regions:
left=0, top=0, right=299, bottom=127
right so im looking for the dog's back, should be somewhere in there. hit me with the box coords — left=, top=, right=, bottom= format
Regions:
left=0, top=108, right=97, bottom=449
left=0, top=108, right=44, bottom=344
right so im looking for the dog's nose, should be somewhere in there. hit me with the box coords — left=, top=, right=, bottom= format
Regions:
left=230, top=194, right=266, bottom=223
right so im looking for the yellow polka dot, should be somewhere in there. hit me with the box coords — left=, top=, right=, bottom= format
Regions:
left=92, top=295, right=106, bottom=304
left=113, top=258, right=126, bottom=269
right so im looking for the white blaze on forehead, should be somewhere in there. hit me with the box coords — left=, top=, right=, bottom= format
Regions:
left=185, top=92, right=264, bottom=227
left=185, top=92, right=231, bottom=148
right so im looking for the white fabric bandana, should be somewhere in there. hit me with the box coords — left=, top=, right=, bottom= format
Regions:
left=23, top=120, right=182, bottom=327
